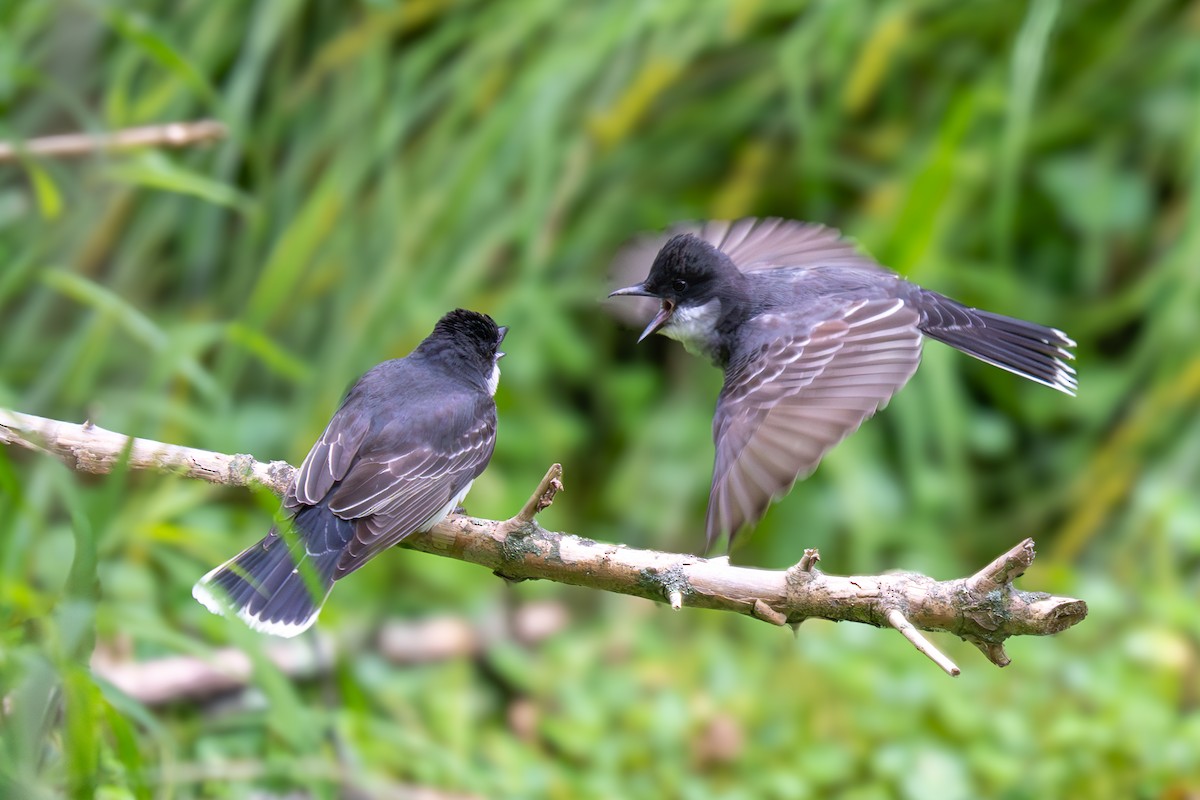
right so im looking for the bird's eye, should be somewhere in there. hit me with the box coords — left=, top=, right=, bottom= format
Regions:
left=672, top=279, right=688, bottom=294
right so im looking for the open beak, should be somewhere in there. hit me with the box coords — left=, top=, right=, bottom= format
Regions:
left=608, top=284, right=674, bottom=342
left=496, top=325, right=508, bottom=358
left=637, top=299, right=676, bottom=342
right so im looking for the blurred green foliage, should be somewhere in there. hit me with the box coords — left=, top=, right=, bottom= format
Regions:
left=2, top=1, right=1199, bottom=797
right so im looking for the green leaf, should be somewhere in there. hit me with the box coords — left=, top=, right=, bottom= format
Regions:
left=24, top=161, right=62, bottom=219
left=103, top=152, right=254, bottom=213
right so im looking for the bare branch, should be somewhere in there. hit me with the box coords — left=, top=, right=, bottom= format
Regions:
left=0, top=120, right=227, bottom=162
left=0, top=409, right=293, bottom=495
left=1, top=409, right=1088, bottom=674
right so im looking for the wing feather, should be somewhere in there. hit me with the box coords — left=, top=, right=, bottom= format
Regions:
left=328, top=410, right=496, bottom=577
left=707, top=298, right=923, bottom=549
left=292, top=405, right=371, bottom=506
left=611, top=217, right=882, bottom=290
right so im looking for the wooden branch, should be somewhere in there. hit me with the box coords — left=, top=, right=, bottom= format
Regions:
left=0, top=409, right=294, bottom=495
left=0, top=120, right=226, bottom=162
left=1, top=409, right=1088, bottom=674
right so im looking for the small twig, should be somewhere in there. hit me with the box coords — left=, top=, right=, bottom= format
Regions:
left=751, top=599, right=787, bottom=626
left=886, top=608, right=961, bottom=677
left=967, top=537, right=1035, bottom=594
left=0, top=120, right=227, bottom=162
left=2, top=409, right=1088, bottom=673
left=512, top=462, right=563, bottom=524
left=797, top=548, right=820, bottom=572
left=969, top=639, right=1011, bottom=668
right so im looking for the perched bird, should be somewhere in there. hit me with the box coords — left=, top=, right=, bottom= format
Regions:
left=609, top=218, right=1076, bottom=551
left=194, top=309, right=507, bottom=637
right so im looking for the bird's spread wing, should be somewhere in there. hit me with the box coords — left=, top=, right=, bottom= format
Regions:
left=326, top=406, right=496, bottom=578
left=707, top=298, right=923, bottom=550
left=291, top=402, right=372, bottom=506
left=610, top=218, right=881, bottom=294
left=682, top=217, right=884, bottom=273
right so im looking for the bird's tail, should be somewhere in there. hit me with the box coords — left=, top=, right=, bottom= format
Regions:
left=192, top=504, right=351, bottom=638
left=915, top=291, right=1077, bottom=395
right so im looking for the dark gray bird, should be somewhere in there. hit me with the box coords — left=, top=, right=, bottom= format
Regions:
left=609, top=218, right=1076, bottom=551
left=194, top=309, right=506, bottom=636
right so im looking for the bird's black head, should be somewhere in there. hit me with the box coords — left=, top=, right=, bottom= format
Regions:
left=420, top=309, right=507, bottom=389
left=609, top=234, right=740, bottom=342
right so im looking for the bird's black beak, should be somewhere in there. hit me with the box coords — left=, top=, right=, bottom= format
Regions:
left=609, top=284, right=674, bottom=342
left=608, top=283, right=654, bottom=299
left=496, top=325, right=508, bottom=359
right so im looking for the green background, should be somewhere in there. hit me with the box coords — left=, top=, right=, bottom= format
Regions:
left=3, top=1, right=1198, bottom=797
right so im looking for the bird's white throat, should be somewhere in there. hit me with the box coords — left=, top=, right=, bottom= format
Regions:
left=487, top=362, right=501, bottom=396
left=661, top=298, right=723, bottom=358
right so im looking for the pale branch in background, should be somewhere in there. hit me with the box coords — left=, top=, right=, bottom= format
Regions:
left=92, top=602, right=569, bottom=706
left=0, top=409, right=1088, bottom=675
left=0, top=120, right=227, bottom=162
